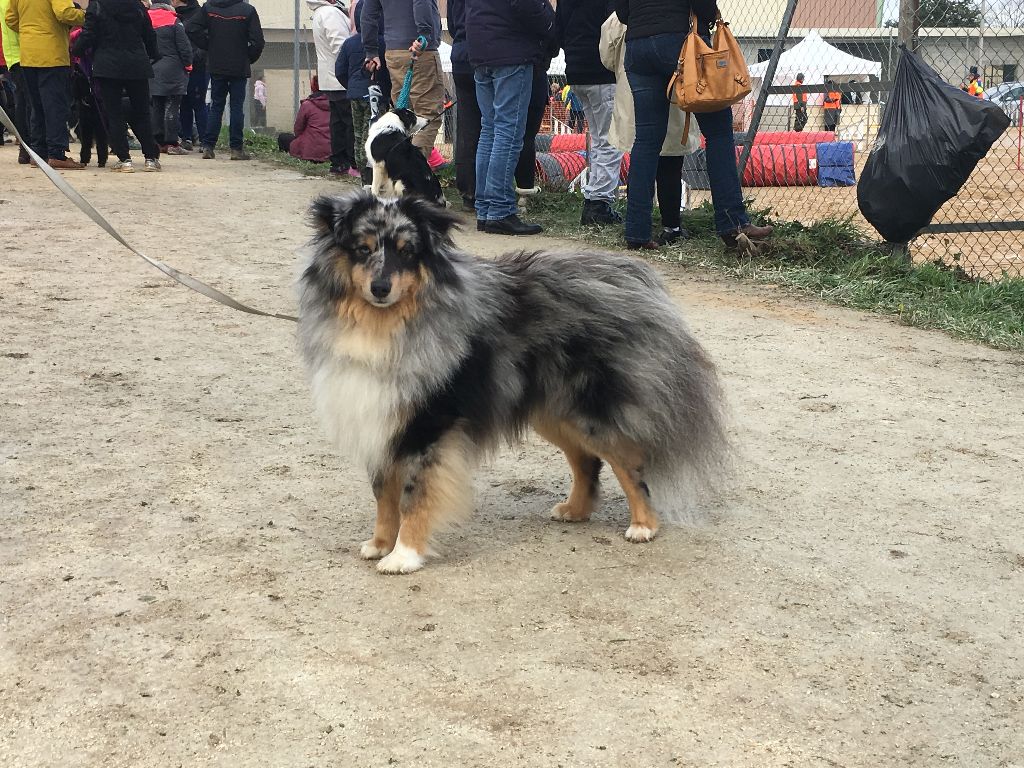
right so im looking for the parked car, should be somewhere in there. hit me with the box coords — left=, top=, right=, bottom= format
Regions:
left=985, top=81, right=1024, bottom=126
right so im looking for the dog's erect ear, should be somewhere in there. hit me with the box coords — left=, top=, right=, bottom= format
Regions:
left=310, top=190, right=377, bottom=238
left=398, top=195, right=462, bottom=246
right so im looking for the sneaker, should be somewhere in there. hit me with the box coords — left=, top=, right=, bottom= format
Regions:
left=656, top=226, right=690, bottom=246
left=18, top=149, right=31, bottom=164
left=202, top=147, right=215, bottom=159
left=427, top=147, right=447, bottom=170
left=328, top=165, right=345, bottom=177
left=721, top=223, right=774, bottom=251
left=181, top=140, right=194, bottom=151
left=477, top=220, right=485, bottom=231
left=144, top=158, right=162, bottom=172
left=128, top=137, right=141, bottom=151
left=580, top=199, right=622, bottom=226
left=110, top=159, right=134, bottom=173
left=158, top=144, right=171, bottom=154
left=98, top=159, right=107, bottom=168
left=229, top=148, right=251, bottom=161
left=346, top=167, right=361, bottom=178
left=166, top=145, right=189, bottom=155
left=48, top=156, right=85, bottom=170
left=483, top=215, right=543, bottom=236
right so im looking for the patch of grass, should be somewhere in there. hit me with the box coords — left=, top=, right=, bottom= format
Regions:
left=523, top=191, right=1024, bottom=351
left=240, top=131, right=333, bottom=177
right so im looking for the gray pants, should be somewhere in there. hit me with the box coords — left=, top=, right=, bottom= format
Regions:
left=573, top=83, right=623, bottom=203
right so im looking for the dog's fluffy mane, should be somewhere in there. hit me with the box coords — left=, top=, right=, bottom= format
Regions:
left=298, top=191, right=728, bottom=522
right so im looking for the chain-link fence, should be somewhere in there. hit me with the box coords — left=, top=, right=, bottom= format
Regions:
left=699, top=0, right=1023, bottom=279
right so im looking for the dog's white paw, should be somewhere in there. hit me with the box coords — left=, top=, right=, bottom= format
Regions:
left=624, top=525, right=657, bottom=543
left=360, top=539, right=393, bottom=560
left=376, top=541, right=425, bottom=574
left=550, top=502, right=590, bottom=523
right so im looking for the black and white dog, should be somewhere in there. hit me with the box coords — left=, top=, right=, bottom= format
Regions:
left=365, top=108, right=445, bottom=207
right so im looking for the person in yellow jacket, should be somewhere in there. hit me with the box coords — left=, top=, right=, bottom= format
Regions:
left=5, top=0, right=87, bottom=167
left=0, top=0, right=33, bottom=163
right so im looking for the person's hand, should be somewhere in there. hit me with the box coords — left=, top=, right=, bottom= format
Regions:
left=408, top=38, right=423, bottom=54
left=365, top=56, right=381, bottom=72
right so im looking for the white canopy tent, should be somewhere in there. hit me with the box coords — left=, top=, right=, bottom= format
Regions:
left=438, top=44, right=567, bottom=76
left=747, top=31, right=882, bottom=106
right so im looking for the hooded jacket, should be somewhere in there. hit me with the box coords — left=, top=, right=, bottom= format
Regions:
left=465, top=0, right=555, bottom=69
left=186, top=0, right=263, bottom=78
left=334, top=0, right=388, bottom=99
left=73, top=0, right=157, bottom=80
left=308, top=0, right=350, bottom=92
left=4, top=0, right=84, bottom=68
left=148, top=3, right=191, bottom=96
left=174, top=0, right=205, bottom=68
left=288, top=91, right=331, bottom=161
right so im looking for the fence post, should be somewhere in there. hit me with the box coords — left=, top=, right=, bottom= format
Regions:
left=737, top=0, right=800, bottom=181
left=293, top=0, right=301, bottom=118
left=898, top=0, right=919, bottom=53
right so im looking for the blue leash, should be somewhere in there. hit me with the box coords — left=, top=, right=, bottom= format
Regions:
left=395, top=36, right=428, bottom=110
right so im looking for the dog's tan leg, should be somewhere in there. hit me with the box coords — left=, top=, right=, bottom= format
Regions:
left=361, top=469, right=401, bottom=560
left=605, top=457, right=659, bottom=543
left=370, top=162, right=387, bottom=197
left=533, top=420, right=601, bottom=522
left=377, top=431, right=475, bottom=574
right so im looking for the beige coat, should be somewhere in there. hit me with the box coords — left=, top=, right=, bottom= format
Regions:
left=599, top=13, right=699, bottom=156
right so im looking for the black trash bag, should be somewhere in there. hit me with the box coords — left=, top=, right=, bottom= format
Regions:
left=857, top=47, right=1010, bottom=243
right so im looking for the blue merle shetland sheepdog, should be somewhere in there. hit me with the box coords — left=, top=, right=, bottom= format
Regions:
left=298, top=190, right=728, bottom=574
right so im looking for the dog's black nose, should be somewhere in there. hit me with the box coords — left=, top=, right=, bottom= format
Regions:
left=370, top=279, right=392, bottom=299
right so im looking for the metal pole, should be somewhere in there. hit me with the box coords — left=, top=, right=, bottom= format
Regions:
left=293, top=0, right=300, bottom=117
left=737, top=0, right=799, bottom=180
left=977, top=0, right=987, bottom=82
left=898, top=0, right=919, bottom=53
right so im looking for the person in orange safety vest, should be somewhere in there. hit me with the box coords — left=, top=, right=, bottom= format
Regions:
left=967, top=67, right=984, bottom=99
left=823, top=79, right=841, bottom=131
left=792, top=72, right=808, bottom=131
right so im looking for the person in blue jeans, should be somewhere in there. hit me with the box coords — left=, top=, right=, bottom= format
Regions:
left=466, top=0, right=555, bottom=236
left=186, top=0, right=264, bottom=160
left=174, top=0, right=208, bottom=148
left=615, top=0, right=772, bottom=250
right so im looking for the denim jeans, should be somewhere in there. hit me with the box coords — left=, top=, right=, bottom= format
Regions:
left=180, top=67, right=209, bottom=141
left=624, top=32, right=749, bottom=241
left=573, top=83, right=623, bottom=203
left=474, top=63, right=532, bottom=221
left=21, top=66, right=72, bottom=159
left=204, top=75, right=247, bottom=149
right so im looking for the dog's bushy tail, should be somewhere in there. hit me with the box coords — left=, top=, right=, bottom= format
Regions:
left=640, top=332, right=731, bottom=525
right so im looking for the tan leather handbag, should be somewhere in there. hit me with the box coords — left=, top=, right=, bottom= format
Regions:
left=667, top=14, right=751, bottom=139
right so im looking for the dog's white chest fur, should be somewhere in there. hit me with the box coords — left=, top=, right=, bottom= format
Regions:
left=310, top=360, right=401, bottom=475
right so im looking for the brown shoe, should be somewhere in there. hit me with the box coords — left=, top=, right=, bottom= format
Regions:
left=722, top=223, right=774, bottom=251
left=626, top=240, right=661, bottom=251
left=48, top=157, right=85, bottom=170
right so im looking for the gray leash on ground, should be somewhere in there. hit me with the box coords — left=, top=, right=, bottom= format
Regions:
left=0, top=105, right=298, bottom=323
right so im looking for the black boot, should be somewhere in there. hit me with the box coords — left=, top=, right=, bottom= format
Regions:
left=580, top=199, right=622, bottom=226
left=484, top=214, right=543, bottom=236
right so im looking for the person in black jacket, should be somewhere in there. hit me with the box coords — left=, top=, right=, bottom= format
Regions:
left=148, top=1, right=192, bottom=153
left=187, top=0, right=264, bottom=160
left=446, top=0, right=479, bottom=209
left=72, top=0, right=162, bottom=172
left=615, top=0, right=772, bottom=249
left=466, top=0, right=555, bottom=236
left=173, top=0, right=207, bottom=149
left=557, top=0, right=622, bottom=225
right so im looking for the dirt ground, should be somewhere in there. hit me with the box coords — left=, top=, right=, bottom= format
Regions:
left=2, top=156, right=1023, bottom=768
